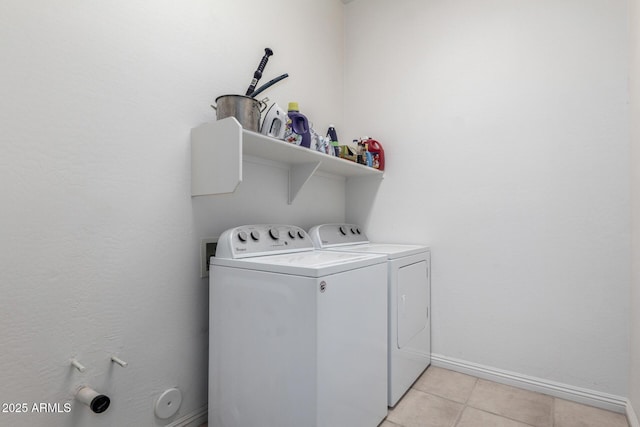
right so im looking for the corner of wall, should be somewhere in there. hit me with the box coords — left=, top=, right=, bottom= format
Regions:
left=629, top=0, right=640, bottom=419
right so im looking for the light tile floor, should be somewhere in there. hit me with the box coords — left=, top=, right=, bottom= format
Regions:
left=384, top=366, right=629, bottom=427
left=200, top=366, right=629, bottom=427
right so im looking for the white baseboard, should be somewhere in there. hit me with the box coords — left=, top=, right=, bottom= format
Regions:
left=628, top=400, right=640, bottom=427
left=431, top=354, right=627, bottom=414
left=165, top=405, right=208, bottom=427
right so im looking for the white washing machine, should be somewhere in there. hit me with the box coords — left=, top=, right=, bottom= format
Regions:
left=209, top=224, right=388, bottom=427
left=308, top=223, right=431, bottom=407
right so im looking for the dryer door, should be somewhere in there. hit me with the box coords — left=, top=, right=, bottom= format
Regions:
left=397, top=260, right=429, bottom=349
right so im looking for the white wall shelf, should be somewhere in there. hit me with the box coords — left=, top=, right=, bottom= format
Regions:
left=191, top=117, right=384, bottom=203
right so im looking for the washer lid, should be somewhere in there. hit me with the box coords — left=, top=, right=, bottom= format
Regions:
left=212, top=250, right=386, bottom=277
left=324, top=243, right=429, bottom=259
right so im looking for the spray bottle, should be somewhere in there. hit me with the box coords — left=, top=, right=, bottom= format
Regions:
left=327, top=125, right=340, bottom=157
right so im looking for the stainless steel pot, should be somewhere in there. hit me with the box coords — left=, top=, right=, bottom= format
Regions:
left=212, top=95, right=266, bottom=132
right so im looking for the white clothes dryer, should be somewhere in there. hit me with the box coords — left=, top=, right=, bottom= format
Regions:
left=209, top=224, right=388, bottom=427
left=308, top=223, right=431, bottom=407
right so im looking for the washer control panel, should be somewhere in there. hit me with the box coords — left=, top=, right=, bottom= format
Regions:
left=308, top=223, right=369, bottom=248
left=215, top=224, right=313, bottom=259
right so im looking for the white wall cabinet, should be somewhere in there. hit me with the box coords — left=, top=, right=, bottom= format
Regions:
left=191, top=117, right=383, bottom=204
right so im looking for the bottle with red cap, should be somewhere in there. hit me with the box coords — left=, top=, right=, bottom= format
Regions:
left=366, top=138, right=385, bottom=171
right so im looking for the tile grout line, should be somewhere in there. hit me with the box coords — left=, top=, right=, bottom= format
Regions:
left=463, top=403, right=538, bottom=427
left=454, top=376, right=480, bottom=427
left=452, top=404, right=464, bottom=427
left=464, top=376, right=554, bottom=427
left=464, top=376, right=480, bottom=405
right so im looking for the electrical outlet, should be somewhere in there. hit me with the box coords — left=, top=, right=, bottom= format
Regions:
left=200, top=238, right=218, bottom=278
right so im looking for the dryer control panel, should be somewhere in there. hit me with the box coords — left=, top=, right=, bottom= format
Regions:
left=215, top=224, right=314, bottom=259
left=308, top=223, right=369, bottom=248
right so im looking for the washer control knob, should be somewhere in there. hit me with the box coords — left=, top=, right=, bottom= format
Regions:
left=288, top=230, right=296, bottom=239
left=237, top=231, right=248, bottom=242
left=297, top=231, right=305, bottom=239
left=355, top=227, right=361, bottom=235
left=250, top=231, right=260, bottom=241
left=269, top=228, right=280, bottom=240
left=339, top=226, right=347, bottom=236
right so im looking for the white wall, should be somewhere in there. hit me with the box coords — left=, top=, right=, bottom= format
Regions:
left=629, top=0, right=640, bottom=419
left=0, top=1, right=345, bottom=426
left=345, top=0, right=631, bottom=396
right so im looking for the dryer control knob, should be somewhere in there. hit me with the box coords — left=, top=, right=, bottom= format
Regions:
left=237, top=231, right=248, bottom=242
left=269, top=228, right=280, bottom=240
left=288, top=230, right=296, bottom=239
left=250, top=231, right=260, bottom=241
left=339, top=226, right=347, bottom=236
left=297, top=231, right=305, bottom=239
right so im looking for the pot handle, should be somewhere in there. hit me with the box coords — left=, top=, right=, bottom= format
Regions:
left=259, top=97, right=269, bottom=112
left=210, top=104, right=217, bottom=110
